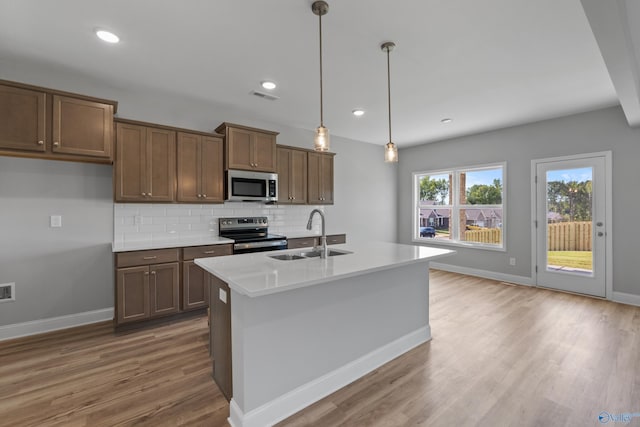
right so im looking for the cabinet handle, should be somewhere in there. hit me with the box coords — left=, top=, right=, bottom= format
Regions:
left=147, top=192, right=152, bottom=196
left=53, top=141, right=60, bottom=147
left=197, top=194, right=202, bottom=198
left=141, top=192, right=147, bottom=196
left=203, top=250, right=216, bottom=254
left=151, top=271, right=156, bottom=275
left=202, top=194, right=207, bottom=198
left=144, top=272, right=149, bottom=276
left=143, top=256, right=157, bottom=260
left=37, top=140, right=44, bottom=145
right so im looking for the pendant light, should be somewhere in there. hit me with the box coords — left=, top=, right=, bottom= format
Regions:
left=312, top=1, right=330, bottom=151
left=382, top=41, right=398, bottom=163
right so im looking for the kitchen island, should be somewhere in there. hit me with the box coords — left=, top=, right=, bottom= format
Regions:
left=195, top=241, right=454, bottom=427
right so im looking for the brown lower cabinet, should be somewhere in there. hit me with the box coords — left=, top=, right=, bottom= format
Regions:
left=287, top=233, right=346, bottom=249
left=115, top=245, right=234, bottom=326
left=182, top=245, right=233, bottom=310
left=210, top=274, right=232, bottom=401
left=116, top=261, right=180, bottom=324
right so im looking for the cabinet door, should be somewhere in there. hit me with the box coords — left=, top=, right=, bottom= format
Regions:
left=253, top=132, right=276, bottom=172
left=211, top=274, right=233, bottom=401
left=276, top=147, right=291, bottom=203
left=115, top=123, right=147, bottom=201
left=183, top=260, right=210, bottom=310
left=52, top=95, right=113, bottom=159
left=146, top=128, right=176, bottom=202
left=320, top=153, right=334, bottom=204
left=116, top=266, right=150, bottom=324
left=177, top=132, right=200, bottom=202
left=201, top=136, right=224, bottom=202
left=308, top=153, right=334, bottom=205
left=290, top=148, right=308, bottom=204
left=0, top=85, right=46, bottom=152
left=149, top=262, right=180, bottom=317
left=227, top=127, right=253, bottom=170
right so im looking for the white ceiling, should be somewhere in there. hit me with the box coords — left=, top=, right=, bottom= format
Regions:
left=0, top=0, right=638, bottom=147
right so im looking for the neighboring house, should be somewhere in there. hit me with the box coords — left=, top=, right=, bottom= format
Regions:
left=419, top=201, right=502, bottom=229
left=465, top=208, right=503, bottom=229
left=547, top=211, right=563, bottom=222
left=419, top=200, right=451, bottom=229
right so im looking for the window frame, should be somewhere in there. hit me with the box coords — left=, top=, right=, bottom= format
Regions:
left=412, top=162, right=506, bottom=251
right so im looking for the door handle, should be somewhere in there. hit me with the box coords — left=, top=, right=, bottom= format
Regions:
left=597, top=232, right=604, bottom=237
left=596, top=222, right=603, bottom=227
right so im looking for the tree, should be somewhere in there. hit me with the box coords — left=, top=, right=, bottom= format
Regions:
left=466, top=179, right=502, bottom=205
left=419, top=176, right=449, bottom=204
left=546, top=180, right=592, bottom=221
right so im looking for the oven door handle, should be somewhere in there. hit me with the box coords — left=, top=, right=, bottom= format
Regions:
left=234, top=240, right=288, bottom=251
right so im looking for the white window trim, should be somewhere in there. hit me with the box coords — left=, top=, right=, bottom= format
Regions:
left=412, top=162, right=507, bottom=251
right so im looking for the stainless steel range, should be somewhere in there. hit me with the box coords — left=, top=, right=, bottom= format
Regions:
left=219, top=217, right=288, bottom=254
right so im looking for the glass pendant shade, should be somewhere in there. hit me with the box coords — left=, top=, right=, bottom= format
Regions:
left=384, top=142, right=398, bottom=163
left=314, top=125, right=330, bottom=151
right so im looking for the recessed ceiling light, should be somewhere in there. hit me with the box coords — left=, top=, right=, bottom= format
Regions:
left=441, top=118, right=453, bottom=123
left=261, top=81, right=277, bottom=90
left=352, top=109, right=365, bottom=117
left=96, top=29, right=120, bottom=44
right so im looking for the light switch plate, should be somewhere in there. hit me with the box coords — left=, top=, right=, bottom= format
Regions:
left=50, top=215, right=62, bottom=228
left=219, top=288, right=228, bottom=304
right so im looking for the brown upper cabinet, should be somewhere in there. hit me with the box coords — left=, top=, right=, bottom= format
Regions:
left=0, top=80, right=116, bottom=163
left=277, top=146, right=307, bottom=204
left=308, top=152, right=334, bottom=205
left=114, top=120, right=176, bottom=202
left=215, top=122, right=278, bottom=172
left=177, top=132, right=224, bottom=203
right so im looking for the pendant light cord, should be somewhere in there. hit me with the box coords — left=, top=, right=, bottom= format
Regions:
left=319, top=12, right=324, bottom=127
left=386, top=47, right=392, bottom=143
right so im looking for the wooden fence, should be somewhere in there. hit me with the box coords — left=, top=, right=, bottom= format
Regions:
left=547, top=221, right=592, bottom=251
left=464, top=221, right=592, bottom=250
left=465, top=228, right=502, bottom=244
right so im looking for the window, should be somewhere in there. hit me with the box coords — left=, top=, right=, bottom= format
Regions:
left=413, top=163, right=505, bottom=249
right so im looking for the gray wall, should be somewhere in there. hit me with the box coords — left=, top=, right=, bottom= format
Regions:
left=0, top=55, right=397, bottom=326
left=398, top=105, right=640, bottom=296
left=0, top=157, right=114, bottom=325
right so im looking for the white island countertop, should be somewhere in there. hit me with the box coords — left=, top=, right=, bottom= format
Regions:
left=195, top=241, right=455, bottom=297
left=112, top=236, right=234, bottom=252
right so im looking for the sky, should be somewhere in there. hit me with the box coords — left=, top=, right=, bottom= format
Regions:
left=547, top=167, right=592, bottom=183
left=422, top=168, right=502, bottom=188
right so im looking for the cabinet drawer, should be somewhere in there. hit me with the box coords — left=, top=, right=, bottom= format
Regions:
left=327, top=234, right=346, bottom=245
left=116, top=248, right=180, bottom=268
left=183, top=244, right=233, bottom=261
left=287, top=237, right=317, bottom=249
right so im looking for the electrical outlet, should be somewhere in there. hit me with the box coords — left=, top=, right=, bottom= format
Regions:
left=0, top=283, right=15, bottom=302
left=509, top=257, right=516, bottom=266
left=134, top=215, right=143, bottom=225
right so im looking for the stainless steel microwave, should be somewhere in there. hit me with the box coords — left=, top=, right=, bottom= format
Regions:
left=226, top=170, right=278, bottom=202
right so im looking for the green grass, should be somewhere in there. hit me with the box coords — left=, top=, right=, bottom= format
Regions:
left=547, top=251, right=592, bottom=270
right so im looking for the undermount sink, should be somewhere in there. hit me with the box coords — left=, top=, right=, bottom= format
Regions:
left=268, top=248, right=353, bottom=261
left=269, top=254, right=306, bottom=261
left=298, top=249, right=352, bottom=258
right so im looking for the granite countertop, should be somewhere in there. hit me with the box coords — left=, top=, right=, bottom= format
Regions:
left=194, top=241, right=455, bottom=297
left=112, top=236, right=234, bottom=253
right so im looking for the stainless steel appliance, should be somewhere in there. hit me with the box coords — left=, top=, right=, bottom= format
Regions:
left=219, top=216, right=287, bottom=254
left=226, top=170, right=278, bottom=202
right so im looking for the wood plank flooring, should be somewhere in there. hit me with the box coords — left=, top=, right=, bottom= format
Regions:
left=1, top=270, right=639, bottom=426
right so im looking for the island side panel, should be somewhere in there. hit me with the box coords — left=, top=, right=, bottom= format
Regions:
left=231, top=261, right=431, bottom=415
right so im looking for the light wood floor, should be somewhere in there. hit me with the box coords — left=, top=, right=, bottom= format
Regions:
left=2, top=270, right=639, bottom=426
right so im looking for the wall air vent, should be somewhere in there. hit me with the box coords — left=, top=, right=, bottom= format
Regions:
left=250, top=90, right=279, bottom=101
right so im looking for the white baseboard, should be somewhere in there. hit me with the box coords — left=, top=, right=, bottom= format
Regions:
left=430, top=262, right=535, bottom=286
left=228, top=325, right=431, bottom=427
left=612, top=292, right=640, bottom=307
left=0, top=307, right=114, bottom=342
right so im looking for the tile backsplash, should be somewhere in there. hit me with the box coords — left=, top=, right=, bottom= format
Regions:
left=114, top=203, right=328, bottom=244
